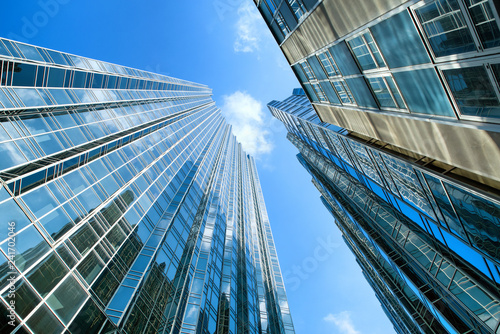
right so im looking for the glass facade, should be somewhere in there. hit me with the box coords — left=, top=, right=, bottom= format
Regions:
left=268, top=89, right=500, bottom=334
left=0, top=39, right=294, bottom=334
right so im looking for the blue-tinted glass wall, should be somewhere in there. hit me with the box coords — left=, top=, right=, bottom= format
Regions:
left=0, top=39, right=294, bottom=334
left=268, top=90, right=500, bottom=333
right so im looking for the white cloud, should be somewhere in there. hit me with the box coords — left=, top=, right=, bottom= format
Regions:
left=324, top=312, right=360, bottom=334
left=221, top=91, right=273, bottom=158
left=233, top=2, right=262, bottom=53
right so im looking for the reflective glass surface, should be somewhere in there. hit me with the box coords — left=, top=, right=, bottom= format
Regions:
left=416, top=0, right=476, bottom=57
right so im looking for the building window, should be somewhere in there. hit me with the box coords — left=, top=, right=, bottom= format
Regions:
left=464, top=0, right=500, bottom=48
left=367, top=76, right=407, bottom=110
left=311, top=83, right=327, bottom=102
left=443, top=65, right=500, bottom=119
left=288, top=0, right=306, bottom=20
left=347, top=32, right=386, bottom=71
left=300, top=61, right=316, bottom=81
left=265, top=0, right=278, bottom=14
left=331, top=80, right=355, bottom=105
left=415, top=0, right=476, bottom=57
left=275, top=12, right=290, bottom=36
left=317, top=51, right=341, bottom=77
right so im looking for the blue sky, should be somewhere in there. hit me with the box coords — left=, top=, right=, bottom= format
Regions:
left=1, top=1, right=396, bottom=333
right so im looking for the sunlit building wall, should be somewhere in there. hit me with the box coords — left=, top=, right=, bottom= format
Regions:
left=0, top=39, right=294, bottom=334
left=269, top=89, right=500, bottom=333
left=255, top=0, right=500, bottom=193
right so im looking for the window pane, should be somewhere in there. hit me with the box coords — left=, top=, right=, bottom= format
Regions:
left=363, top=32, right=385, bottom=67
left=13, top=88, right=45, bottom=107
left=2, top=278, right=41, bottom=318
left=300, top=62, right=316, bottom=81
left=12, top=63, right=37, bottom=87
left=26, top=252, right=68, bottom=297
left=39, top=207, right=74, bottom=241
left=1, top=225, right=50, bottom=272
left=68, top=299, right=107, bottom=334
left=348, top=36, right=377, bottom=70
left=48, top=89, right=72, bottom=105
left=26, top=304, right=64, bottom=333
left=416, top=0, right=476, bottom=57
left=444, top=66, right=500, bottom=118
left=47, top=67, right=65, bottom=87
left=0, top=141, right=27, bottom=171
left=46, top=50, right=69, bottom=66
left=394, top=68, right=455, bottom=116
left=385, top=76, right=406, bottom=109
left=46, top=275, right=88, bottom=324
left=371, top=10, right=431, bottom=68
left=368, top=77, right=397, bottom=108
left=311, top=83, right=327, bottom=102
left=0, top=40, right=12, bottom=57
left=464, top=0, right=500, bottom=48
left=15, top=43, right=44, bottom=62
left=22, top=186, right=59, bottom=218
left=318, top=51, right=340, bottom=76
left=345, top=77, right=378, bottom=108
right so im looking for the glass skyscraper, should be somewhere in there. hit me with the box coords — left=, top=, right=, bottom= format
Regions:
left=0, top=39, right=294, bottom=334
left=269, top=89, right=500, bottom=333
left=254, top=0, right=500, bottom=193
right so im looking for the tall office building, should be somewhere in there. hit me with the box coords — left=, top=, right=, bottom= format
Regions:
left=269, top=89, right=500, bottom=333
left=255, top=0, right=500, bottom=193
left=0, top=39, right=294, bottom=334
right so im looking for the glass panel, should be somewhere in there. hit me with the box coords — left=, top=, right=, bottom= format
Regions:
left=13, top=88, right=45, bottom=107
left=317, top=51, right=340, bottom=76
left=22, top=186, right=58, bottom=218
left=288, top=0, right=306, bottom=19
left=1, top=225, right=50, bottom=272
left=415, top=0, right=476, bottom=57
left=69, top=55, right=89, bottom=69
left=444, top=65, right=500, bottom=118
left=368, top=77, right=397, bottom=108
left=344, top=77, right=378, bottom=108
left=68, top=299, right=107, bottom=334
left=15, top=43, right=44, bottom=62
left=26, top=304, right=65, bottom=333
left=26, top=252, right=68, bottom=297
left=0, top=40, right=12, bottom=57
left=363, top=32, right=385, bottom=67
left=46, top=50, right=69, bottom=66
left=348, top=35, right=377, bottom=70
left=300, top=61, right=316, bottom=81
left=47, top=68, right=66, bottom=87
left=0, top=141, right=27, bottom=172
left=33, top=132, right=64, bottom=155
left=0, top=89, right=16, bottom=108
left=39, top=207, right=75, bottom=241
left=2, top=278, right=41, bottom=318
left=46, top=275, right=88, bottom=324
left=444, top=182, right=500, bottom=259
left=48, top=89, right=73, bottom=105
left=332, top=80, right=354, bottom=104
left=20, top=116, right=51, bottom=135
left=12, top=63, right=37, bottom=87
left=385, top=76, right=406, bottom=109
left=464, top=0, right=500, bottom=48
left=393, top=68, right=455, bottom=116
left=311, top=83, right=327, bottom=102
left=371, top=10, right=431, bottom=68
left=77, top=250, right=104, bottom=284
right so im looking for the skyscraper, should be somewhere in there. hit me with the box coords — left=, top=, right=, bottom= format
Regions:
left=254, top=0, right=500, bottom=192
left=269, top=89, right=500, bottom=333
left=0, top=38, right=294, bottom=334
